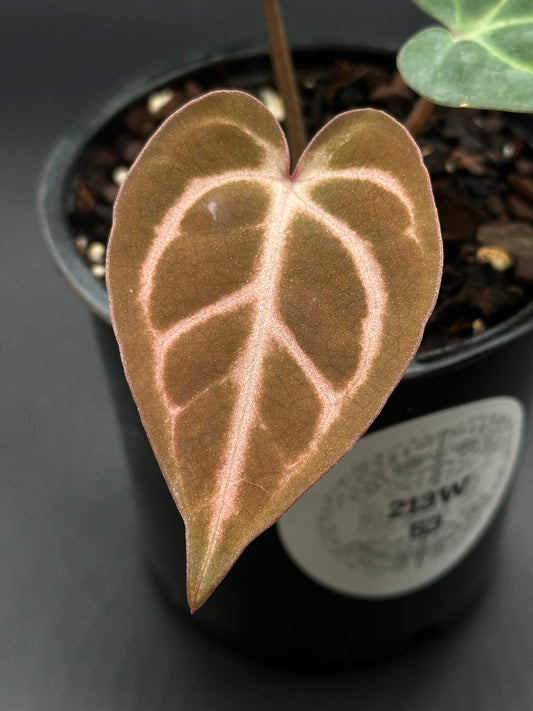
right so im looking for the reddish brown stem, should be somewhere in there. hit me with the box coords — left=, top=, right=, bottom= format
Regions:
left=261, top=0, right=307, bottom=170
left=405, top=96, right=435, bottom=138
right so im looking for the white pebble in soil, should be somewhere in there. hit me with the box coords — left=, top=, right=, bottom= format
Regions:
left=472, top=318, right=486, bottom=335
left=91, top=264, right=106, bottom=279
left=258, top=86, right=286, bottom=122
left=147, top=88, right=174, bottom=114
left=112, top=166, right=129, bottom=186
left=74, top=235, right=89, bottom=254
left=502, top=141, right=518, bottom=160
left=476, top=245, right=514, bottom=272
left=87, top=241, right=106, bottom=264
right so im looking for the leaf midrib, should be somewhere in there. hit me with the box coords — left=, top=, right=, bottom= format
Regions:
left=195, top=179, right=294, bottom=590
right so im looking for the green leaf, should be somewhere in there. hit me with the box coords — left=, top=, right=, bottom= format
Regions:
left=106, top=90, right=442, bottom=610
left=398, top=0, right=533, bottom=111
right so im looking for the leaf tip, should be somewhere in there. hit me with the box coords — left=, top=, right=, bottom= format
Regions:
left=185, top=537, right=235, bottom=613
left=186, top=569, right=219, bottom=613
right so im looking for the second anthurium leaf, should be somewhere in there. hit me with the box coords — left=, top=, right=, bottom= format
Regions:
left=398, top=0, right=533, bottom=111
left=106, top=90, right=442, bottom=611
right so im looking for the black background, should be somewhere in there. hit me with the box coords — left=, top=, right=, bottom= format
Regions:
left=2, top=1, right=533, bottom=708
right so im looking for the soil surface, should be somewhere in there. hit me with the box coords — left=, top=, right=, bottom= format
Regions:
left=68, top=52, right=533, bottom=352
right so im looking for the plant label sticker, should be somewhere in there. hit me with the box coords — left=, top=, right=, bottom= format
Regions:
left=277, top=397, right=525, bottom=598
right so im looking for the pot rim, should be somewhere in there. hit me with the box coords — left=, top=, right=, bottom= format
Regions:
left=38, top=44, right=533, bottom=380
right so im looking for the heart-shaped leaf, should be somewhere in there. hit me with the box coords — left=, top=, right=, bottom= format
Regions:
left=107, top=90, right=442, bottom=610
left=398, top=0, right=533, bottom=111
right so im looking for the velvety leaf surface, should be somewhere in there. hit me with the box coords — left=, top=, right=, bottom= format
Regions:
left=398, top=0, right=533, bottom=111
left=106, top=90, right=442, bottom=610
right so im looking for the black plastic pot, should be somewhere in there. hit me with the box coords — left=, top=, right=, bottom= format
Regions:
left=39, top=47, right=533, bottom=668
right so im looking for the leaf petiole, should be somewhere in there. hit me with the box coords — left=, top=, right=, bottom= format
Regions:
left=404, top=95, right=435, bottom=137
left=261, top=0, right=307, bottom=170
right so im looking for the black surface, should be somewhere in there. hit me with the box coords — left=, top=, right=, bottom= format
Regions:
left=3, top=1, right=533, bottom=708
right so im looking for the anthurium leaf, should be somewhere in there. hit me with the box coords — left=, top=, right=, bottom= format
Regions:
left=107, top=90, right=442, bottom=611
left=398, top=0, right=533, bottom=111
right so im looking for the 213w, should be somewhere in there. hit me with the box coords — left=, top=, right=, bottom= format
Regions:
left=388, top=475, right=470, bottom=520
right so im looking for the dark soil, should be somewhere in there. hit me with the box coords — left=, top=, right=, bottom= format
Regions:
left=68, top=51, right=533, bottom=352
